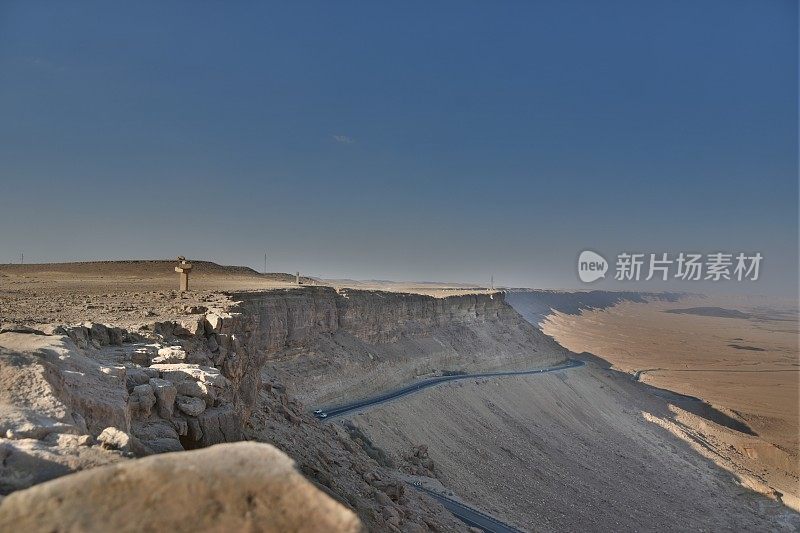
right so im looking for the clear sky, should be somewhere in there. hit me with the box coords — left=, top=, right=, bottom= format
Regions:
left=0, top=1, right=797, bottom=295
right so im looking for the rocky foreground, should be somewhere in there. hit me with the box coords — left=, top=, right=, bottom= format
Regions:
left=1, top=263, right=553, bottom=532
left=0, top=442, right=360, bottom=532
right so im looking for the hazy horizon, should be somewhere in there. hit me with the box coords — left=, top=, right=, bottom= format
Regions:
left=1, top=1, right=797, bottom=297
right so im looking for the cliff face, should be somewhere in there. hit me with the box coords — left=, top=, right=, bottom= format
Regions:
left=207, top=287, right=565, bottom=409
left=0, top=286, right=563, bottom=493
left=0, top=286, right=562, bottom=532
left=227, top=287, right=510, bottom=347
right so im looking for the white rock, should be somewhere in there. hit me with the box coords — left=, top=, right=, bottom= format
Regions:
left=150, top=364, right=230, bottom=387
left=97, top=427, right=130, bottom=451
left=151, top=346, right=187, bottom=364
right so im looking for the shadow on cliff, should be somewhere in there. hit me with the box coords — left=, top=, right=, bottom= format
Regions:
left=575, top=351, right=756, bottom=436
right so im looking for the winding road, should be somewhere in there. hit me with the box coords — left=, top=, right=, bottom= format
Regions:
left=314, top=358, right=585, bottom=420
left=415, top=485, right=525, bottom=533
left=313, top=358, right=585, bottom=532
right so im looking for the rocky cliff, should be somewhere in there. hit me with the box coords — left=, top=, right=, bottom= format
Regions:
left=0, top=287, right=563, bottom=457
left=0, top=286, right=567, bottom=531
left=224, top=287, right=564, bottom=406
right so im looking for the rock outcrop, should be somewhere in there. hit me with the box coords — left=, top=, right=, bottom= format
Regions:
left=0, top=442, right=362, bottom=532
left=0, top=332, right=128, bottom=493
left=0, top=286, right=551, bottom=531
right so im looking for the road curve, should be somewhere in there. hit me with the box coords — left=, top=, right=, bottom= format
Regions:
left=414, top=485, right=526, bottom=533
left=314, top=358, right=585, bottom=420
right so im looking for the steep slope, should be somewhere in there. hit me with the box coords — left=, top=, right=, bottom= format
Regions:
left=1, top=286, right=551, bottom=531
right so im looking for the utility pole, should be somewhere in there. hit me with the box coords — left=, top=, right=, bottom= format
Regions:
left=20, top=253, right=23, bottom=265
left=264, top=252, right=267, bottom=275
left=490, top=275, right=494, bottom=291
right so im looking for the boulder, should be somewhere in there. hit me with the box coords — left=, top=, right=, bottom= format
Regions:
left=179, top=318, right=205, bottom=336
left=108, top=327, right=126, bottom=346
left=206, top=335, right=219, bottom=352
left=131, top=419, right=181, bottom=454
left=172, top=418, right=188, bottom=436
left=175, top=380, right=215, bottom=406
left=175, top=395, right=205, bottom=417
left=196, top=406, right=240, bottom=446
left=130, top=347, right=153, bottom=366
left=150, top=363, right=230, bottom=388
left=128, top=384, right=156, bottom=417
left=97, top=427, right=130, bottom=451
left=0, top=332, right=129, bottom=437
left=0, top=437, right=120, bottom=494
left=88, top=323, right=110, bottom=346
left=125, top=368, right=151, bottom=391
left=0, top=443, right=361, bottom=532
left=151, top=346, right=187, bottom=365
left=64, top=326, right=89, bottom=349
left=148, top=378, right=177, bottom=419
left=186, top=418, right=203, bottom=443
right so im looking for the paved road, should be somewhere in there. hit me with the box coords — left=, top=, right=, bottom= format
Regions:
left=314, top=358, right=585, bottom=420
left=414, top=485, right=525, bottom=533
left=313, top=359, right=585, bottom=531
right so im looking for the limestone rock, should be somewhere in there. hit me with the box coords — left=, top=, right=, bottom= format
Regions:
left=175, top=379, right=215, bottom=406
left=148, top=378, right=176, bottom=419
left=151, top=346, right=187, bottom=364
left=125, top=368, right=150, bottom=391
left=149, top=363, right=230, bottom=388
left=130, top=347, right=154, bottom=366
left=131, top=419, right=181, bottom=454
left=97, top=427, right=130, bottom=451
left=196, top=406, right=240, bottom=446
left=88, top=323, right=110, bottom=346
left=0, top=437, right=120, bottom=494
left=204, top=312, right=226, bottom=333
left=0, top=332, right=129, bottom=438
left=0, top=442, right=361, bottom=532
left=128, top=384, right=156, bottom=417
left=175, top=395, right=205, bottom=417
left=180, top=318, right=205, bottom=336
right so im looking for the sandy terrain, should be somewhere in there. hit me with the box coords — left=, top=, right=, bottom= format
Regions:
left=350, top=359, right=799, bottom=531
left=541, top=296, right=799, bottom=509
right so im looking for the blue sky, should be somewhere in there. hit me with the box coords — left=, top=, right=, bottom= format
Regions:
left=0, top=1, right=797, bottom=295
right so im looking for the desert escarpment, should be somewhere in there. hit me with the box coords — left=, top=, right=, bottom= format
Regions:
left=232, top=287, right=563, bottom=405
left=1, top=286, right=543, bottom=469
left=1, top=281, right=551, bottom=531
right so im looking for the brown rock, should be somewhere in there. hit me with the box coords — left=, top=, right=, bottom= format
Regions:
left=149, top=378, right=177, bottom=419
left=0, top=442, right=362, bottom=532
